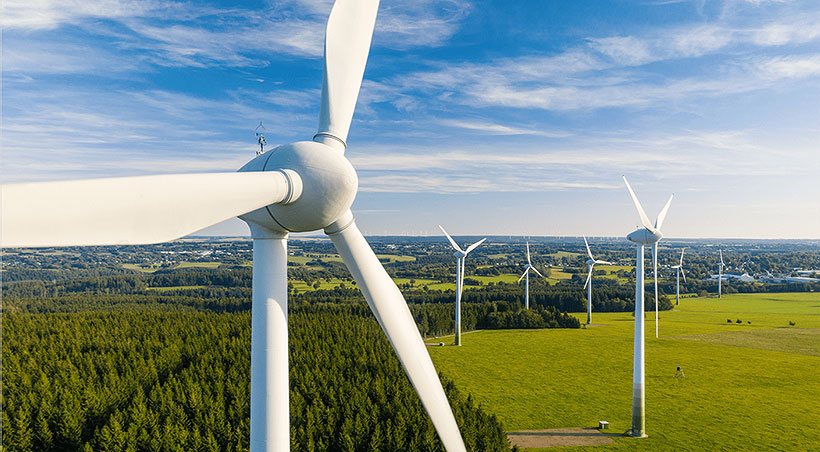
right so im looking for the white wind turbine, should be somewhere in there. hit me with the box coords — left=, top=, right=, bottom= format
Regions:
left=645, top=189, right=673, bottom=338
left=582, top=236, right=613, bottom=325
left=718, top=249, right=726, bottom=298
left=622, top=176, right=673, bottom=439
left=670, top=248, right=686, bottom=306
left=0, top=2, right=469, bottom=451
left=518, top=242, right=544, bottom=310
left=439, top=226, right=486, bottom=346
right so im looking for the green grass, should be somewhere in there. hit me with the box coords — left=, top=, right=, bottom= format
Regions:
left=287, top=253, right=414, bottom=266
left=547, top=251, right=582, bottom=259
left=426, top=292, right=820, bottom=451
left=377, top=254, right=417, bottom=262
left=426, top=268, right=577, bottom=291
left=598, top=265, right=632, bottom=283
left=122, top=263, right=160, bottom=273
left=123, top=262, right=221, bottom=272
left=175, top=262, right=221, bottom=269
left=290, top=278, right=352, bottom=291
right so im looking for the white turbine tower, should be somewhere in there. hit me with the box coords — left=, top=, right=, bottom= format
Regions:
left=583, top=236, right=613, bottom=325
left=718, top=249, right=726, bottom=298
left=439, top=226, right=486, bottom=346
left=670, top=248, right=686, bottom=306
left=622, top=176, right=673, bottom=439
left=0, top=2, right=470, bottom=451
left=518, top=242, right=544, bottom=310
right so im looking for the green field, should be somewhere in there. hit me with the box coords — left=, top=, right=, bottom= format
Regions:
left=122, top=261, right=221, bottom=272
left=422, top=268, right=578, bottom=291
left=427, top=293, right=820, bottom=451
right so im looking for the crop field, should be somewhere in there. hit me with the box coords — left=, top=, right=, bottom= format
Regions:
left=408, top=267, right=578, bottom=292
left=598, top=265, right=632, bottom=283
left=122, top=261, right=222, bottom=272
left=290, top=278, right=352, bottom=291
left=427, top=293, right=820, bottom=451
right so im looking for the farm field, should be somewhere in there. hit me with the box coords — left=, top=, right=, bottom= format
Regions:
left=407, top=267, right=577, bottom=292
left=122, top=261, right=222, bottom=272
left=427, top=293, right=820, bottom=451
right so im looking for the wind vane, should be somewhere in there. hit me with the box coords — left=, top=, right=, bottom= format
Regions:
left=255, top=121, right=267, bottom=155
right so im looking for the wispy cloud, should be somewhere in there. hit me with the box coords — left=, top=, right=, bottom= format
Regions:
left=3, top=0, right=471, bottom=74
left=376, top=9, right=820, bottom=113
left=439, top=120, right=571, bottom=138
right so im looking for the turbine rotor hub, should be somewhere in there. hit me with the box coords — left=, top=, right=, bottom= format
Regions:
left=238, top=141, right=357, bottom=233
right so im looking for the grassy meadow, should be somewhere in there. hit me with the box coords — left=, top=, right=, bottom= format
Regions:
left=427, top=293, right=820, bottom=451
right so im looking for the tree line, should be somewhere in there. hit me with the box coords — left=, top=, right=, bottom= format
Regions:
left=2, top=307, right=509, bottom=452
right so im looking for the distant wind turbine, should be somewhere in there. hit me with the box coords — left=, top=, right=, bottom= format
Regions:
left=582, top=236, right=613, bottom=325
left=626, top=183, right=674, bottom=339
left=718, top=250, right=726, bottom=298
left=670, top=248, right=686, bottom=306
left=623, top=175, right=674, bottom=439
left=518, top=242, right=544, bottom=310
left=440, top=226, right=485, bottom=346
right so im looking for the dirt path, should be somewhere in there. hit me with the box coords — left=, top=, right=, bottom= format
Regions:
left=507, top=427, right=619, bottom=448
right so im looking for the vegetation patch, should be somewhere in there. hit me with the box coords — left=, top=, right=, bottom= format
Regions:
left=506, top=427, right=616, bottom=448
left=427, top=293, right=820, bottom=451
left=673, top=328, right=820, bottom=357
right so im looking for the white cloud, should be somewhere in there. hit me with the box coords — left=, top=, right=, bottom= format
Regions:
left=3, top=0, right=472, bottom=73
left=757, top=55, right=820, bottom=79
left=375, top=0, right=471, bottom=49
left=1, top=0, right=160, bottom=30
left=589, top=36, right=653, bottom=66
left=440, top=120, right=571, bottom=137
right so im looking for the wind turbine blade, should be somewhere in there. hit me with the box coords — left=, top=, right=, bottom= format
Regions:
left=583, top=236, right=594, bottom=260
left=315, top=0, right=380, bottom=147
left=681, top=267, right=687, bottom=283
left=327, top=214, right=467, bottom=452
left=531, top=266, right=545, bottom=278
left=526, top=241, right=531, bottom=265
left=622, top=176, right=655, bottom=232
left=596, top=260, right=614, bottom=265
left=583, top=265, right=594, bottom=289
left=464, top=237, right=486, bottom=254
left=720, top=249, right=725, bottom=266
left=680, top=248, right=685, bottom=266
left=1, top=172, right=296, bottom=248
left=438, top=225, right=464, bottom=253
left=518, top=268, right=529, bottom=283
left=655, top=193, right=674, bottom=230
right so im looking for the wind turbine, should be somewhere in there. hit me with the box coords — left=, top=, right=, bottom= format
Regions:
left=518, top=242, right=544, bottom=310
left=670, top=248, right=687, bottom=306
left=0, top=2, right=469, bottom=451
left=582, top=236, right=613, bottom=325
left=718, top=249, right=726, bottom=298
left=439, top=226, right=485, bottom=346
left=622, top=176, right=673, bottom=439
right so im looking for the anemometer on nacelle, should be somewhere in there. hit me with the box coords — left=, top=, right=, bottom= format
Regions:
left=255, top=121, right=267, bottom=155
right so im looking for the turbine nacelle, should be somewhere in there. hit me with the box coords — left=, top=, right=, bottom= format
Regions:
left=627, top=228, right=663, bottom=245
left=239, top=141, right=358, bottom=233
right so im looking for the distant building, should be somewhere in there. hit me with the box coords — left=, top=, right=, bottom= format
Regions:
left=708, top=273, right=755, bottom=283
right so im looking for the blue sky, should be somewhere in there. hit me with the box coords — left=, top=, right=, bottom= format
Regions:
left=3, top=0, right=819, bottom=238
